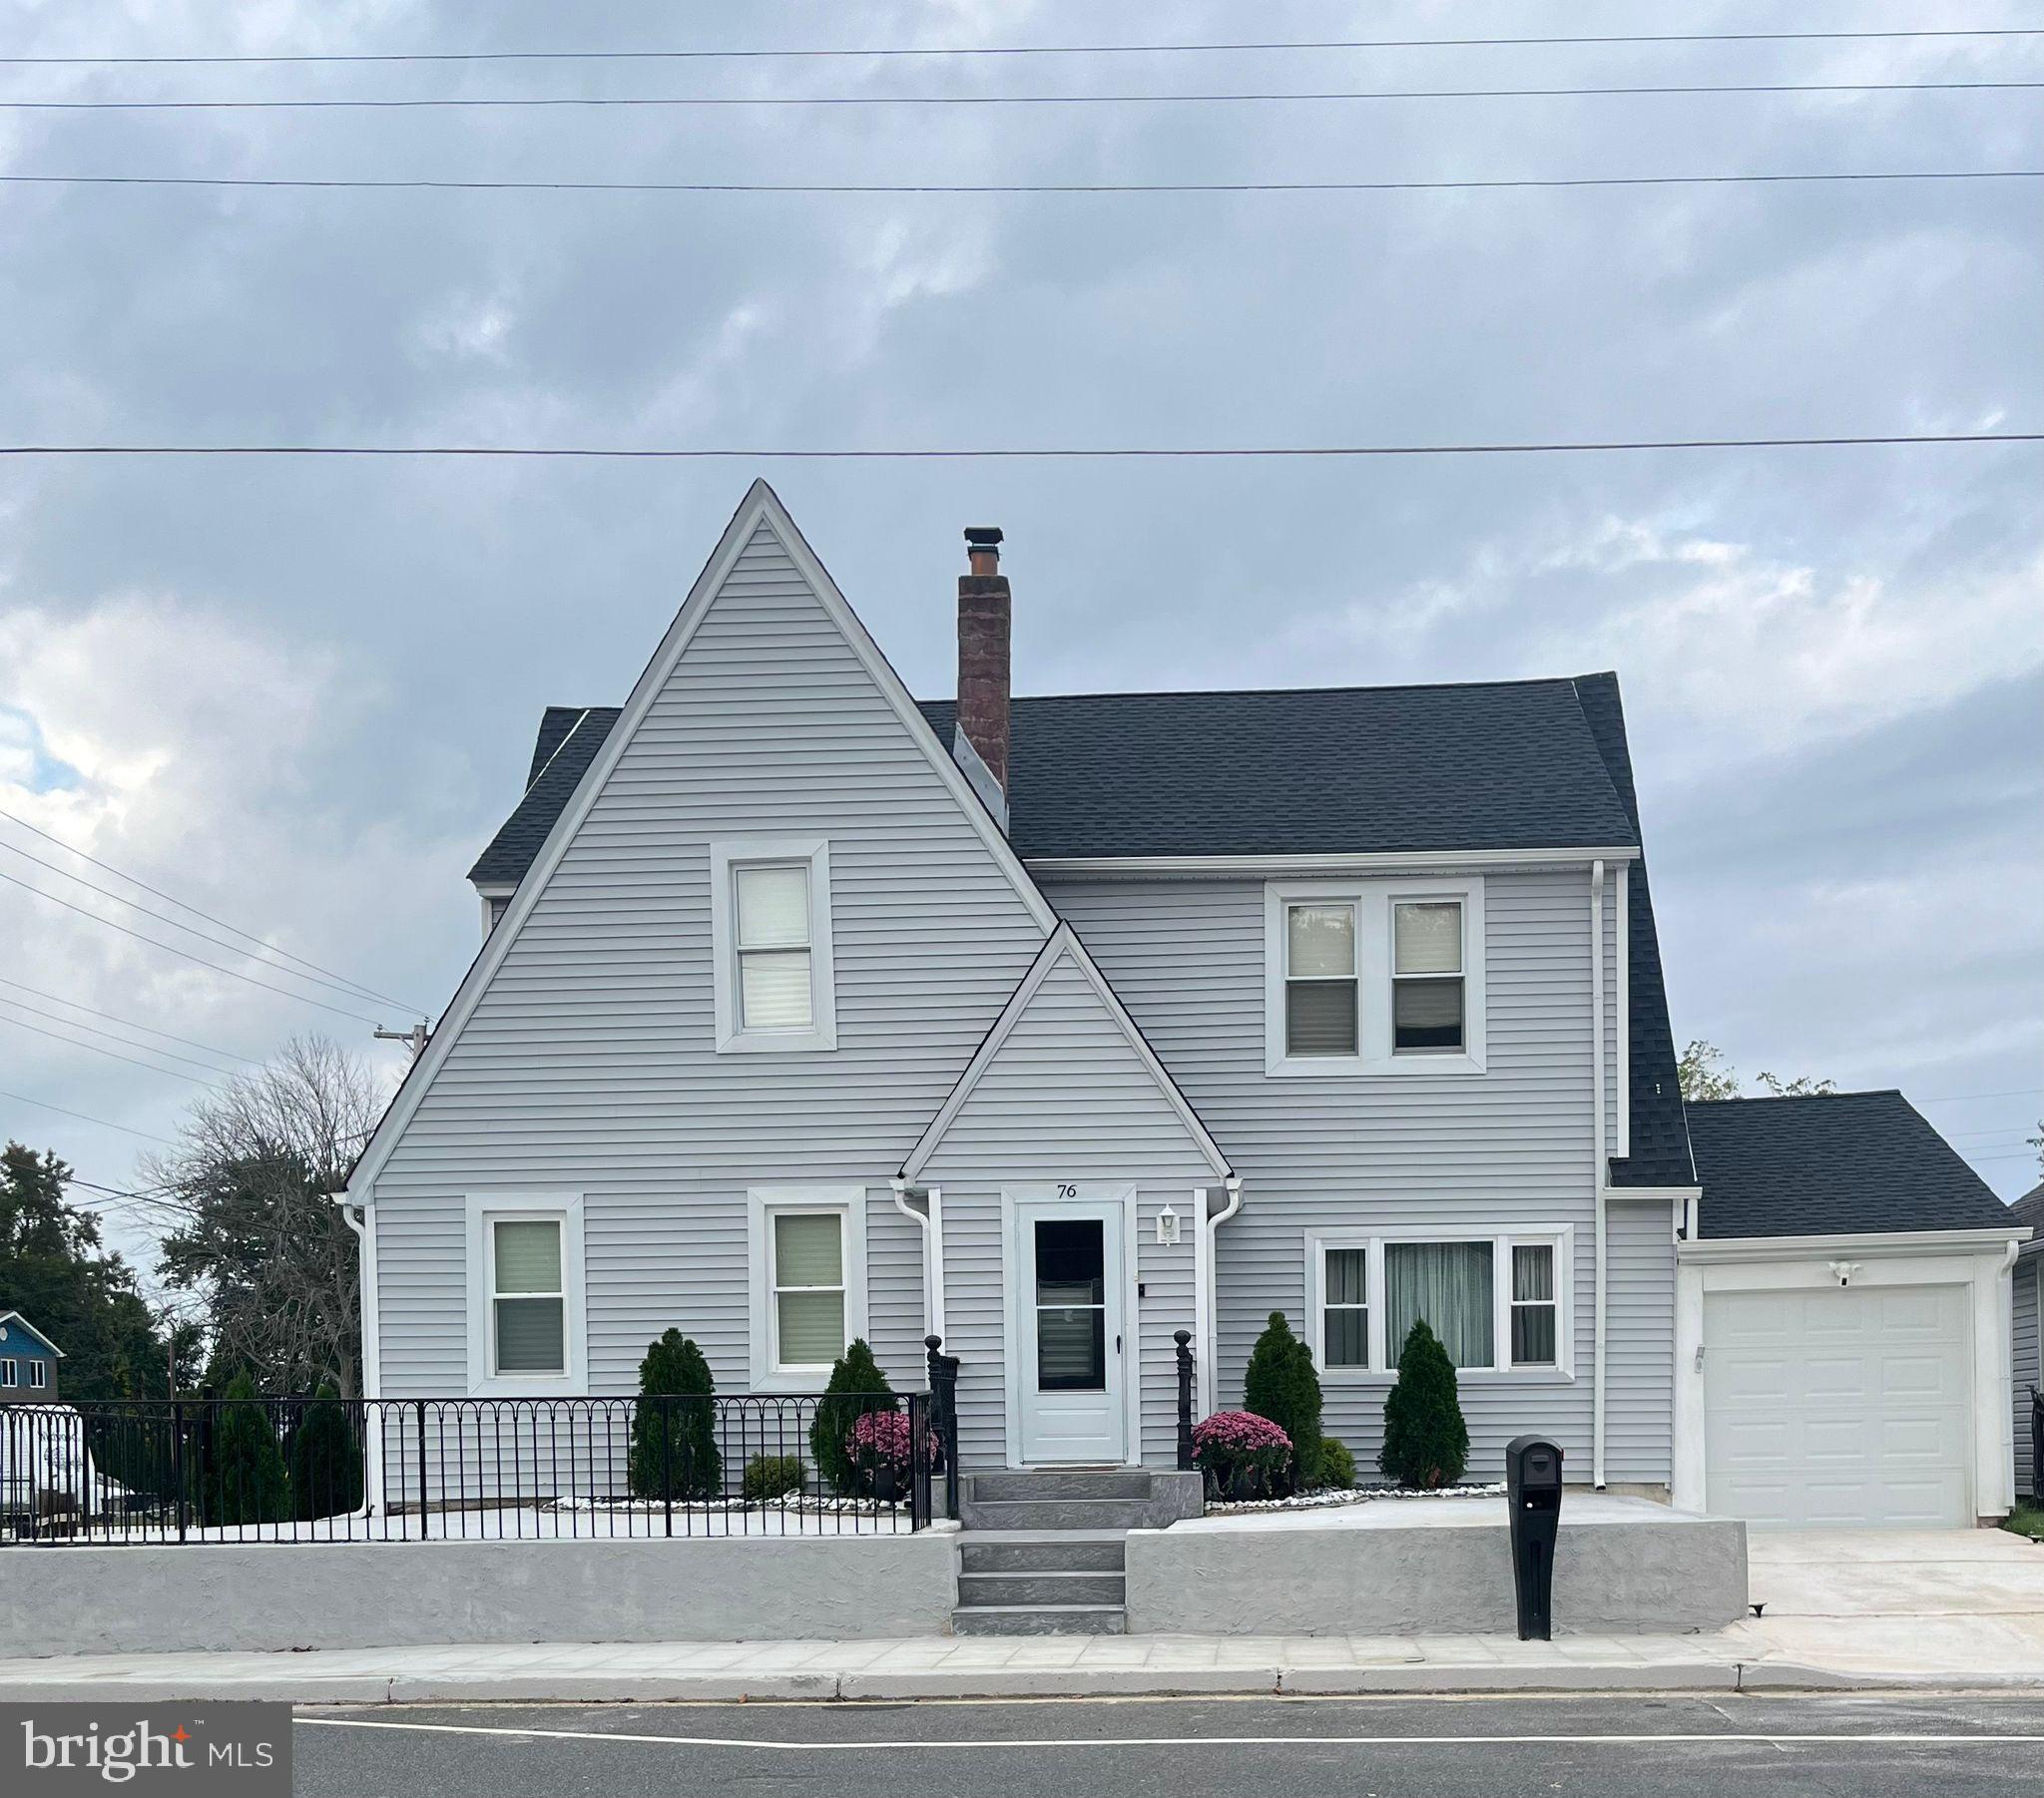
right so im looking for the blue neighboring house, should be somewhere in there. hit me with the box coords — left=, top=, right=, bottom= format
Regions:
left=0, top=1312, right=63, bottom=1398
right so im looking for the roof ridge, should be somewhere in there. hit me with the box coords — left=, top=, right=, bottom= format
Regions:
left=921, top=674, right=1589, bottom=705
left=1689, top=1088, right=1903, bottom=1107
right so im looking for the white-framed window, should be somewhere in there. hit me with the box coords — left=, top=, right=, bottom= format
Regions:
left=0, top=1358, right=15, bottom=1389
left=748, top=1187, right=867, bottom=1390
left=1307, top=1226, right=1571, bottom=1381
left=27, top=1360, right=48, bottom=1390
left=711, top=838, right=838, bottom=1055
left=1265, top=879, right=1485, bottom=1076
left=465, top=1192, right=587, bottom=1396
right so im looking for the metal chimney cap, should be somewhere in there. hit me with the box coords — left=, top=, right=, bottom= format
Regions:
left=963, top=527, right=1004, bottom=548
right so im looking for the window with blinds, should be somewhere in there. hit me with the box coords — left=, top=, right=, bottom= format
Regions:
left=1392, top=899, right=1465, bottom=1052
left=491, top=1217, right=566, bottom=1376
left=735, top=863, right=813, bottom=1033
left=770, top=1209, right=847, bottom=1370
left=1285, top=902, right=1359, bottom=1057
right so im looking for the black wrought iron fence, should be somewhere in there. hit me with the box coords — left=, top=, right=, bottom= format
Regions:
left=0, top=1388, right=940, bottom=1545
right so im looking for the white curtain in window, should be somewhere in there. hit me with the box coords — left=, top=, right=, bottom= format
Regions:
left=1385, top=1240, right=1494, bottom=1368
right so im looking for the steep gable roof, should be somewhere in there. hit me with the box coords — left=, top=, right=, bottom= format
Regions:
left=2010, top=1180, right=2044, bottom=1234
left=469, top=706, right=623, bottom=886
left=0, top=1311, right=64, bottom=1356
left=348, top=481, right=1057, bottom=1197
left=1688, top=1091, right=2022, bottom=1239
left=902, top=924, right=1231, bottom=1183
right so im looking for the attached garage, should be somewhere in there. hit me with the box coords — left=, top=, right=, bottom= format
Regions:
left=1674, top=1093, right=2027, bottom=1529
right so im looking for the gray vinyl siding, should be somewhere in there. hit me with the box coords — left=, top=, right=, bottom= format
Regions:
left=1602, top=864, right=1622, bottom=1158
left=2016, top=1254, right=2041, bottom=1497
left=1604, top=1195, right=1675, bottom=1485
left=1050, top=869, right=1623, bottom=1483
left=914, top=952, right=1213, bottom=1468
left=369, top=519, right=1046, bottom=1402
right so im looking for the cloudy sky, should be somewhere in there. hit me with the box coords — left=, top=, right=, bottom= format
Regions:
left=1, top=0, right=2039, bottom=1275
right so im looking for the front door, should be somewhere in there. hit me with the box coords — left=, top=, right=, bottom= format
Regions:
left=1015, top=1192, right=1128, bottom=1464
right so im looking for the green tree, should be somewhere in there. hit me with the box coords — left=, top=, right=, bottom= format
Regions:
left=203, top=1369, right=290, bottom=1526
left=286, top=1383, right=363, bottom=1520
left=809, top=1339, right=896, bottom=1497
left=1680, top=1040, right=1836, bottom=1104
left=628, top=1330, right=722, bottom=1500
left=0, top=1141, right=170, bottom=1401
left=1243, top=1311, right=1325, bottom=1491
left=1377, top=1318, right=1470, bottom=1490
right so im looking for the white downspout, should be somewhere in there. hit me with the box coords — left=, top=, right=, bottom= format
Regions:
left=890, top=1180, right=946, bottom=1341
left=333, top=1192, right=384, bottom=1514
left=1201, top=1176, right=1244, bottom=1417
left=1590, top=858, right=1609, bottom=1491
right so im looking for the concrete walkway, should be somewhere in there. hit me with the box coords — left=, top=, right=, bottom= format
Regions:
left=5, top=1526, right=2041, bottom=1703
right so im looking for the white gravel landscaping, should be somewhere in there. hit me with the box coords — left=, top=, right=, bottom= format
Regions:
left=1204, top=1482, right=1506, bottom=1517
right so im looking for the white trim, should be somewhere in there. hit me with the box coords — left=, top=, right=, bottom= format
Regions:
left=1201, top=1178, right=1243, bottom=1417
left=1263, top=877, right=1488, bottom=1078
left=1679, top=1226, right=2029, bottom=1264
left=747, top=1186, right=868, bottom=1392
left=1614, top=864, right=1631, bottom=1160
left=26, top=1358, right=47, bottom=1390
left=464, top=1192, right=587, bottom=1397
left=1673, top=1236, right=2021, bottom=1520
left=1304, top=1224, right=1576, bottom=1384
left=0, top=1312, right=65, bottom=1358
left=1001, top=1184, right=1141, bottom=1468
left=1591, top=858, right=1608, bottom=1488
left=345, top=479, right=1057, bottom=1199
left=1028, top=847, right=1639, bottom=877
left=901, top=924, right=1231, bottom=1183
left=709, top=836, right=838, bottom=1055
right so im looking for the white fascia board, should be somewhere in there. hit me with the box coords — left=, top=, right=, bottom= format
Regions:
left=0, top=1311, right=65, bottom=1357
left=1602, top=1184, right=1701, bottom=1201
left=1026, top=846, right=1641, bottom=878
left=1679, top=1225, right=2032, bottom=1264
left=347, top=479, right=1058, bottom=1200
left=901, top=924, right=1232, bottom=1183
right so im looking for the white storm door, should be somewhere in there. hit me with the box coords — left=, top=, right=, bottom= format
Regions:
left=1016, top=1194, right=1128, bottom=1465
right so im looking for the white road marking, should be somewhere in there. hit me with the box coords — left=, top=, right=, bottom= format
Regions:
left=294, top=1717, right=2044, bottom=1753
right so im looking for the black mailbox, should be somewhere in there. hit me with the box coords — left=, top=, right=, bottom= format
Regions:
left=1504, top=1435, right=1563, bottom=1641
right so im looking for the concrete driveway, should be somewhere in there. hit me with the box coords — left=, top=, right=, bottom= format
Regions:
left=1735, top=1528, right=2044, bottom=1681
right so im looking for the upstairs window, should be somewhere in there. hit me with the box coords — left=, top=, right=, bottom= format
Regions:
left=712, top=839, right=838, bottom=1054
left=0, top=1358, right=14, bottom=1389
left=1392, top=900, right=1466, bottom=1053
left=1284, top=902, right=1359, bottom=1058
left=28, top=1360, right=48, bottom=1390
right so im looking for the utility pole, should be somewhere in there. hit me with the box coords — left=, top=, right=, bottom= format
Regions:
left=372, top=1022, right=430, bottom=1060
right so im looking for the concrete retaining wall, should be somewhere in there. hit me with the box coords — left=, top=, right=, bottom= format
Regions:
left=1126, top=1508, right=1748, bottom=1636
left=0, top=1530, right=961, bottom=1658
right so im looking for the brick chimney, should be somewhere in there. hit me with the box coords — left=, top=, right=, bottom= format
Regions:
left=957, top=527, right=1010, bottom=794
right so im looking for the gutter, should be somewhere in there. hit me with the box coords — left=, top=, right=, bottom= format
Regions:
left=890, top=1180, right=946, bottom=1341
left=1590, top=858, right=1608, bottom=1491
left=331, top=1191, right=385, bottom=1514
left=1198, top=1176, right=1244, bottom=1417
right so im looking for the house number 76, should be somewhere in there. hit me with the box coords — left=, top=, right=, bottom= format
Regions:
left=1056, top=1183, right=1078, bottom=1197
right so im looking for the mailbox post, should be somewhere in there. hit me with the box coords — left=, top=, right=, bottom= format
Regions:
left=1503, top=1435, right=1563, bottom=1641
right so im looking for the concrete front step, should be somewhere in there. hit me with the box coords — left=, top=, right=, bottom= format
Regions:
left=967, top=1468, right=1152, bottom=1502
left=959, top=1533, right=1127, bottom=1574
left=957, top=1571, right=1127, bottom=1607
left=961, top=1496, right=1153, bottom=1532
left=951, top=1603, right=1129, bottom=1637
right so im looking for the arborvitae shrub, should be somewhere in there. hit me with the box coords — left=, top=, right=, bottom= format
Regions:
left=628, top=1330, right=722, bottom=1501
left=809, top=1339, right=896, bottom=1497
left=1377, top=1318, right=1470, bottom=1490
left=287, top=1382, right=363, bottom=1520
left=1243, top=1310, right=1325, bottom=1492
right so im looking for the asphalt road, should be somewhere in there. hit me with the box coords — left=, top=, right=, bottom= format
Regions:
left=292, top=1691, right=2044, bottom=1796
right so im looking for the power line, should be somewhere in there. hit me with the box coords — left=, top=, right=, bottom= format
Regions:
left=0, top=1087, right=174, bottom=1145
left=1916, top=1087, right=2044, bottom=1106
left=0, top=867, right=384, bottom=1025
left=0, top=837, right=412, bottom=1013
left=0, top=977, right=258, bottom=1067
left=0, top=434, right=2037, bottom=462
left=0, top=1011, right=225, bottom=1088
left=0, top=994, right=244, bottom=1081
left=6, top=169, right=2038, bottom=200
left=6, top=27, right=2041, bottom=64
left=6, top=79, right=2040, bottom=111
left=0, top=805, right=423, bottom=1014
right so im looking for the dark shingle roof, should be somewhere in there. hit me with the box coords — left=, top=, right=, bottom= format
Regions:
left=914, top=679, right=1637, bottom=858
left=2011, top=1181, right=2044, bottom=1232
left=1688, top=1091, right=2020, bottom=1239
left=465, top=674, right=1691, bottom=1172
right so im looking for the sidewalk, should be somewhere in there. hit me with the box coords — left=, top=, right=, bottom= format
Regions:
left=1, top=1615, right=2040, bottom=1703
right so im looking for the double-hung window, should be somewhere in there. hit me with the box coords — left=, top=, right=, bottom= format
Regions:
left=749, top=1188, right=867, bottom=1389
left=712, top=839, right=837, bottom=1054
left=27, top=1360, right=48, bottom=1390
left=466, top=1194, right=586, bottom=1395
left=1392, top=900, right=1465, bottom=1053
left=0, top=1358, right=15, bottom=1389
left=1267, top=879, right=1484, bottom=1075
left=1309, top=1230, right=1568, bottom=1378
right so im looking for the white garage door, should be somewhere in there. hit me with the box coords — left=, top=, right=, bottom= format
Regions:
left=1704, top=1283, right=1972, bottom=1529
